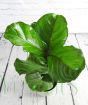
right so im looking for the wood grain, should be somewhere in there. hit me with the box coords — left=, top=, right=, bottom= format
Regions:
left=0, top=36, right=13, bottom=89
left=0, top=0, right=88, bottom=33
left=0, top=45, right=27, bottom=105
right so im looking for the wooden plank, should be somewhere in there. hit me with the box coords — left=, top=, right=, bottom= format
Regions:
left=0, top=40, right=45, bottom=105
left=0, top=0, right=88, bottom=33
left=0, top=36, right=45, bottom=105
left=75, top=34, right=88, bottom=67
left=0, top=45, right=27, bottom=105
left=1, top=9, right=88, bottom=33
left=71, top=67, right=88, bottom=105
left=0, top=37, right=13, bottom=87
left=22, top=80, right=46, bottom=105
left=47, top=84, right=73, bottom=105
left=71, top=34, right=88, bottom=105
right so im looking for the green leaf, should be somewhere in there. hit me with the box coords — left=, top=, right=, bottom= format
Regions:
left=51, top=46, right=85, bottom=70
left=48, top=46, right=85, bottom=82
left=31, top=22, right=37, bottom=28
left=4, top=22, right=46, bottom=56
left=31, top=13, right=68, bottom=50
left=14, top=58, right=47, bottom=75
left=41, top=74, right=52, bottom=82
left=25, top=73, right=54, bottom=92
left=28, top=53, right=47, bottom=66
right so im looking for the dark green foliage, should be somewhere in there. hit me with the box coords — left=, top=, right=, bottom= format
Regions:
left=4, top=13, right=85, bottom=92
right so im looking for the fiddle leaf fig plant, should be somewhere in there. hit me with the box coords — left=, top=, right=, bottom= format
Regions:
left=4, top=13, right=85, bottom=92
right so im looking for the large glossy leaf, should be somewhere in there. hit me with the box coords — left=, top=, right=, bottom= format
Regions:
left=31, top=13, right=68, bottom=50
left=25, top=73, right=54, bottom=92
left=51, top=46, right=85, bottom=70
left=4, top=22, right=46, bottom=56
left=48, top=46, right=85, bottom=82
left=14, top=58, right=47, bottom=75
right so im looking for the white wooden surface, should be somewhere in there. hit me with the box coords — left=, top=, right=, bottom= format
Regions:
left=0, top=33, right=88, bottom=105
left=0, top=0, right=88, bottom=33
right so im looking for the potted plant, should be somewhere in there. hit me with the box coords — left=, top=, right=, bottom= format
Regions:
left=4, top=13, right=85, bottom=93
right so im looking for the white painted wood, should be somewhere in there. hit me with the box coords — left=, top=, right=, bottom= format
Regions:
left=0, top=0, right=88, bottom=9
left=73, top=34, right=88, bottom=105
left=0, top=37, right=12, bottom=85
left=0, top=39, right=45, bottom=105
left=22, top=80, right=45, bottom=105
left=71, top=67, right=88, bottom=105
left=0, top=0, right=88, bottom=33
left=66, top=34, right=88, bottom=105
left=0, top=45, right=27, bottom=105
left=75, top=34, right=88, bottom=66
left=47, top=83, right=73, bottom=105
left=65, top=33, right=79, bottom=47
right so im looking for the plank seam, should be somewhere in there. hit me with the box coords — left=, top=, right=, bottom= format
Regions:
left=19, top=81, right=24, bottom=105
left=36, top=92, right=39, bottom=105
left=0, top=45, right=14, bottom=92
left=74, top=34, right=81, bottom=49
left=0, top=33, right=3, bottom=40
left=69, top=85, right=75, bottom=105
left=45, top=96, right=47, bottom=105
